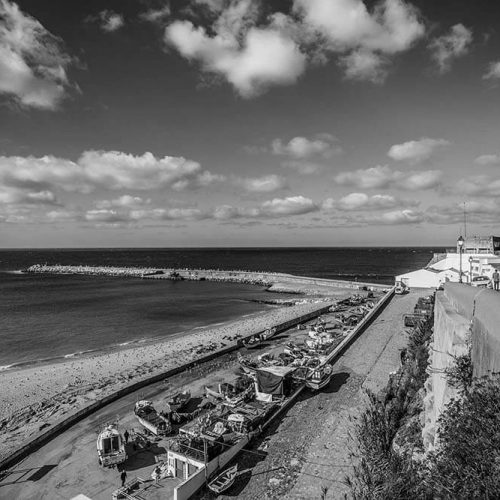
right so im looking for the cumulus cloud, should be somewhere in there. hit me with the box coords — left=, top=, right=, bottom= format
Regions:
left=88, top=10, right=125, bottom=33
left=474, top=154, right=500, bottom=166
left=387, top=137, right=449, bottom=164
left=429, top=24, right=472, bottom=73
left=334, top=165, right=442, bottom=190
left=339, top=49, right=389, bottom=83
left=294, top=0, right=425, bottom=82
left=213, top=195, right=318, bottom=220
left=234, top=174, right=288, bottom=193
left=322, top=192, right=417, bottom=211
left=0, top=0, right=75, bottom=109
left=165, top=0, right=307, bottom=97
left=164, top=0, right=425, bottom=92
left=95, top=195, right=150, bottom=209
left=483, top=61, right=500, bottom=80
left=272, top=133, right=340, bottom=159
left=0, top=151, right=224, bottom=211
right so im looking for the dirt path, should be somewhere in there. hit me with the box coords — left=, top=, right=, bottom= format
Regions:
left=217, top=290, right=431, bottom=500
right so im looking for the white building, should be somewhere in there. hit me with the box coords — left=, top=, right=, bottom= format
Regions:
left=396, top=252, right=498, bottom=289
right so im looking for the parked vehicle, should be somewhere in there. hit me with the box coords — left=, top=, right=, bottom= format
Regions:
left=471, top=276, right=491, bottom=288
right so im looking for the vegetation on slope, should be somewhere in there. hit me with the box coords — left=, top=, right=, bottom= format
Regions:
left=347, top=307, right=500, bottom=500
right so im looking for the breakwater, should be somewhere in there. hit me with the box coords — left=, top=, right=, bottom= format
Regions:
left=25, top=264, right=389, bottom=291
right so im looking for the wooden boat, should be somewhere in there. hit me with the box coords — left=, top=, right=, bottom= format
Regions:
left=134, top=400, right=171, bottom=436
left=242, top=334, right=264, bottom=349
left=97, top=423, right=127, bottom=467
left=165, top=391, right=191, bottom=413
left=208, top=464, right=238, bottom=494
left=306, top=364, right=333, bottom=391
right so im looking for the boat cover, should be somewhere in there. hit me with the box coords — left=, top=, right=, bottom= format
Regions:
left=256, top=366, right=296, bottom=395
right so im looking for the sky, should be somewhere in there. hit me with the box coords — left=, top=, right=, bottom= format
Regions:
left=1, top=0, right=500, bottom=248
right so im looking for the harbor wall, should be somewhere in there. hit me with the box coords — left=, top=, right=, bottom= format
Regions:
left=25, top=264, right=389, bottom=290
left=422, top=283, right=500, bottom=451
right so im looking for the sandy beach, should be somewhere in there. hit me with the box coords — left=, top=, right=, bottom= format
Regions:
left=0, top=286, right=351, bottom=464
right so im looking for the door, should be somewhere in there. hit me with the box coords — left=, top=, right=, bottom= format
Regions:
left=175, top=459, right=186, bottom=479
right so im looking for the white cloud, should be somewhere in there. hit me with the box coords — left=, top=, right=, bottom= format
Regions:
left=272, top=134, right=340, bottom=159
left=293, top=0, right=425, bottom=82
left=429, top=24, right=472, bottom=73
left=322, top=192, right=417, bottom=211
left=0, top=0, right=75, bottom=109
left=474, top=154, right=500, bottom=166
left=78, top=150, right=218, bottom=191
left=334, top=165, right=442, bottom=190
left=0, top=151, right=224, bottom=210
left=260, top=195, right=317, bottom=216
left=377, top=209, right=424, bottom=224
left=165, top=11, right=306, bottom=98
left=0, top=186, right=58, bottom=205
left=140, top=3, right=170, bottom=24
left=85, top=209, right=130, bottom=223
left=91, top=10, right=125, bottom=33
left=339, top=49, right=389, bottom=83
left=453, top=175, right=500, bottom=197
left=387, top=137, right=449, bottom=164
left=234, top=174, right=288, bottom=193
left=484, top=61, right=500, bottom=81
left=95, top=195, right=149, bottom=209
left=213, top=195, right=318, bottom=220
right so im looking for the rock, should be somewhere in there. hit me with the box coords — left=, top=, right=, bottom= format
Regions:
left=290, top=458, right=300, bottom=468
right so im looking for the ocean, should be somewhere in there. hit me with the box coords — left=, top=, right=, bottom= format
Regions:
left=0, top=247, right=442, bottom=368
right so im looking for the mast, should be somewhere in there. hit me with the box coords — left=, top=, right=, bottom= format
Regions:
left=463, top=202, right=467, bottom=240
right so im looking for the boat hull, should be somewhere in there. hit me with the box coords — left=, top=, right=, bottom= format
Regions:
left=306, top=373, right=332, bottom=391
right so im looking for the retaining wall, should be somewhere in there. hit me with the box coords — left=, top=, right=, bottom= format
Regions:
left=422, top=283, right=500, bottom=451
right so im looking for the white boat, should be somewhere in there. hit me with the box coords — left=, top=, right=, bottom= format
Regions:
left=134, top=400, right=171, bottom=436
left=97, top=423, right=127, bottom=467
left=208, top=464, right=238, bottom=494
left=306, top=364, right=333, bottom=391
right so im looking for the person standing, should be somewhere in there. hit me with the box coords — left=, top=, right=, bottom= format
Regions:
left=493, top=269, right=500, bottom=291
left=120, top=470, right=127, bottom=487
left=124, top=429, right=129, bottom=444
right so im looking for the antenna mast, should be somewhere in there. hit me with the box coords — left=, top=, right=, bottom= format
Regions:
left=463, top=202, right=467, bottom=239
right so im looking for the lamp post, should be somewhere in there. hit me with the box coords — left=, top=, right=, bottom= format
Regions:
left=469, top=256, right=473, bottom=284
left=457, top=235, right=464, bottom=283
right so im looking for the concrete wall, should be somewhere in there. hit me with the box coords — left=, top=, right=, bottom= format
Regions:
left=422, top=283, right=500, bottom=451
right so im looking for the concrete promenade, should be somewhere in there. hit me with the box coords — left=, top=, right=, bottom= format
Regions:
left=287, top=290, right=430, bottom=500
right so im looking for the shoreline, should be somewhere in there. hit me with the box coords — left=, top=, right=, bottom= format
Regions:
left=0, top=295, right=350, bottom=464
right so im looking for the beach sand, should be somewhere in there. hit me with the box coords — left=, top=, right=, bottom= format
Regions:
left=0, top=292, right=349, bottom=463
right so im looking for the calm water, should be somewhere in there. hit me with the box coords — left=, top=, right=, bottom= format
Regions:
left=0, top=247, right=443, bottom=367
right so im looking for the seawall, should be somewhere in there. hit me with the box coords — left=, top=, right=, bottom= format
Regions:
left=422, top=283, right=500, bottom=451
left=25, top=264, right=389, bottom=291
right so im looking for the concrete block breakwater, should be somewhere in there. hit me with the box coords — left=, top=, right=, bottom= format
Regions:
left=25, top=264, right=388, bottom=290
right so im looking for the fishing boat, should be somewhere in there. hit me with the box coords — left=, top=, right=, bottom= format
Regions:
left=134, top=400, right=171, bottom=436
left=241, top=334, right=264, bottom=349
left=96, top=423, right=127, bottom=467
left=306, top=364, right=333, bottom=391
left=208, top=465, right=238, bottom=494
left=165, top=391, right=191, bottom=413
